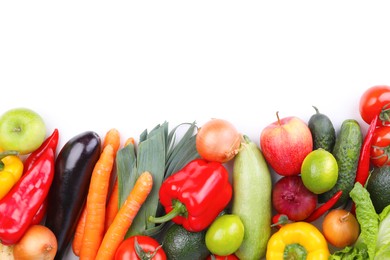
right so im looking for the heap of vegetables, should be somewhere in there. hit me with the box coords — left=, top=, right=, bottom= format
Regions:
left=2, top=85, right=390, bottom=260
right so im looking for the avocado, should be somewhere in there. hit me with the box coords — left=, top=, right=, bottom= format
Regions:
left=162, top=224, right=209, bottom=260
left=366, top=166, right=390, bottom=214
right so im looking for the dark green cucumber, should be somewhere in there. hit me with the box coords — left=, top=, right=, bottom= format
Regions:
left=318, top=119, right=362, bottom=207
left=308, top=106, right=336, bottom=152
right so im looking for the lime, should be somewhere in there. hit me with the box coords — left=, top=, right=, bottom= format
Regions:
left=301, top=149, right=338, bottom=194
left=205, top=214, right=244, bottom=256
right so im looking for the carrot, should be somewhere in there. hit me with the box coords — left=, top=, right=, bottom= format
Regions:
left=104, top=178, right=119, bottom=232
left=79, top=144, right=115, bottom=260
left=124, top=137, right=135, bottom=147
left=95, top=171, right=153, bottom=260
left=72, top=206, right=87, bottom=256
left=103, top=128, right=121, bottom=198
left=73, top=129, right=121, bottom=258
left=103, top=128, right=121, bottom=154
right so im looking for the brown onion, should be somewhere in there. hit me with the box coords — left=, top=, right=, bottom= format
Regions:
left=196, top=118, right=242, bottom=163
left=322, top=209, right=360, bottom=248
left=13, top=225, right=57, bottom=260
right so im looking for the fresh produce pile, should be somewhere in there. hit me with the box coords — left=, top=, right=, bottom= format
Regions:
left=0, top=85, right=390, bottom=260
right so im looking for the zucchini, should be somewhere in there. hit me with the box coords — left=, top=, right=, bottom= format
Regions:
left=308, top=106, right=336, bottom=152
left=318, top=119, right=362, bottom=207
left=232, top=135, right=272, bottom=260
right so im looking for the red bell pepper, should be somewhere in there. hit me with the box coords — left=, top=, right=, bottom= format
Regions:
left=149, top=159, right=232, bottom=232
left=0, top=132, right=57, bottom=245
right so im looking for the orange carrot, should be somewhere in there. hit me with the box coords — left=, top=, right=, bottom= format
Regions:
left=95, top=171, right=153, bottom=260
left=104, top=137, right=136, bottom=233
left=104, top=177, right=119, bottom=232
left=102, top=128, right=121, bottom=154
left=72, top=206, right=87, bottom=256
left=104, top=128, right=121, bottom=197
left=124, top=137, right=135, bottom=147
left=79, top=144, right=115, bottom=260
left=73, top=129, right=121, bottom=258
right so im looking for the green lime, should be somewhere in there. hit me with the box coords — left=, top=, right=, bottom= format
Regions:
left=205, top=214, right=244, bottom=256
left=301, top=149, right=338, bottom=194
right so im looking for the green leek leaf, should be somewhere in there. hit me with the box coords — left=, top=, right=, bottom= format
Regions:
left=116, top=121, right=199, bottom=238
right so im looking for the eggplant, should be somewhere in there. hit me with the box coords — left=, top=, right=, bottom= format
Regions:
left=45, top=131, right=101, bottom=259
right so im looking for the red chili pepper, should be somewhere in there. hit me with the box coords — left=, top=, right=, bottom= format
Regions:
left=355, top=116, right=378, bottom=185
left=0, top=142, right=56, bottom=245
left=271, top=213, right=289, bottom=229
left=149, top=159, right=232, bottom=232
left=24, top=129, right=59, bottom=226
left=304, top=190, right=343, bottom=222
left=30, top=199, right=48, bottom=225
left=23, top=129, right=59, bottom=173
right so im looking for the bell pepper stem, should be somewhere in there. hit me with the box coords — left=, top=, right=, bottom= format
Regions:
left=148, top=200, right=187, bottom=224
left=0, top=151, right=18, bottom=160
left=0, top=151, right=19, bottom=171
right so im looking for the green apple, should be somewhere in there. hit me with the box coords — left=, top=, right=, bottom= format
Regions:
left=0, top=108, right=46, bottom=154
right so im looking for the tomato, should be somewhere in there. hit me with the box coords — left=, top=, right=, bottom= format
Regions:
left=370, top=125, right=390, bottom=167
left=359, top=85, right=390, bottom=125
left=114, top=235, right=166, bottom=260
left=206, top=254, right=239, bottom=260
left=205, top=214, right=244, bottom=256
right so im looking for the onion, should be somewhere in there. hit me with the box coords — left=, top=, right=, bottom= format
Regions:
left=196, top=118, right=242, bottom=163
left=13, top=225, right=57, bottom=260
left=322, top=209, right=359, bottom=248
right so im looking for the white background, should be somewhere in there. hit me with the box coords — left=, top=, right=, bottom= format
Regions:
left=1, top=1, right=390, bottom=259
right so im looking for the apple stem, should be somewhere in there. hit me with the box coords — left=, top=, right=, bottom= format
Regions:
left=276, top=111, right=281, bottom=126
left=13, top=127, right=22, bottom=133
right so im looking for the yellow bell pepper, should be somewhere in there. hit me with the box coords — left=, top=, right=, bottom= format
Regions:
left=266, top=221, right=330, bottom=260
left=0, top=151, right=23, bottom=200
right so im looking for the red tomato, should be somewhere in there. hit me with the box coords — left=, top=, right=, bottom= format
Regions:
left=370, top=126, right=390, bottom=167
left=114, top=235, right=166, bottom=260
left=359, top=85, right=390, bottom=125
left=206, top=254, right=239, bottom=260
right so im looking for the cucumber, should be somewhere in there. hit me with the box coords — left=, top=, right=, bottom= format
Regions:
left=318, top=119, right=362, bottom=207
left=308, top=106, right=336, bottom=152
left=232, top=135, right=272, bottom=260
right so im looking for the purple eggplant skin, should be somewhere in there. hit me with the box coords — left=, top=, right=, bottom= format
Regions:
left=45, top=131, right=101, bottom=260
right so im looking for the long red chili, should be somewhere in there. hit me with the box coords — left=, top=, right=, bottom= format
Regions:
left=25, top=129, right=59, bottom=225
left=354, top=116, right=378, bottom=185
left=0, top=146, right=56, bottom=245
left=23, top=129, right=59, bottom=173
left=304, top=190, right=343, bottom=222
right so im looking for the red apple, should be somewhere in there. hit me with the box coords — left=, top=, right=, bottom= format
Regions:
left=260, top=113, right=313, bottom=176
